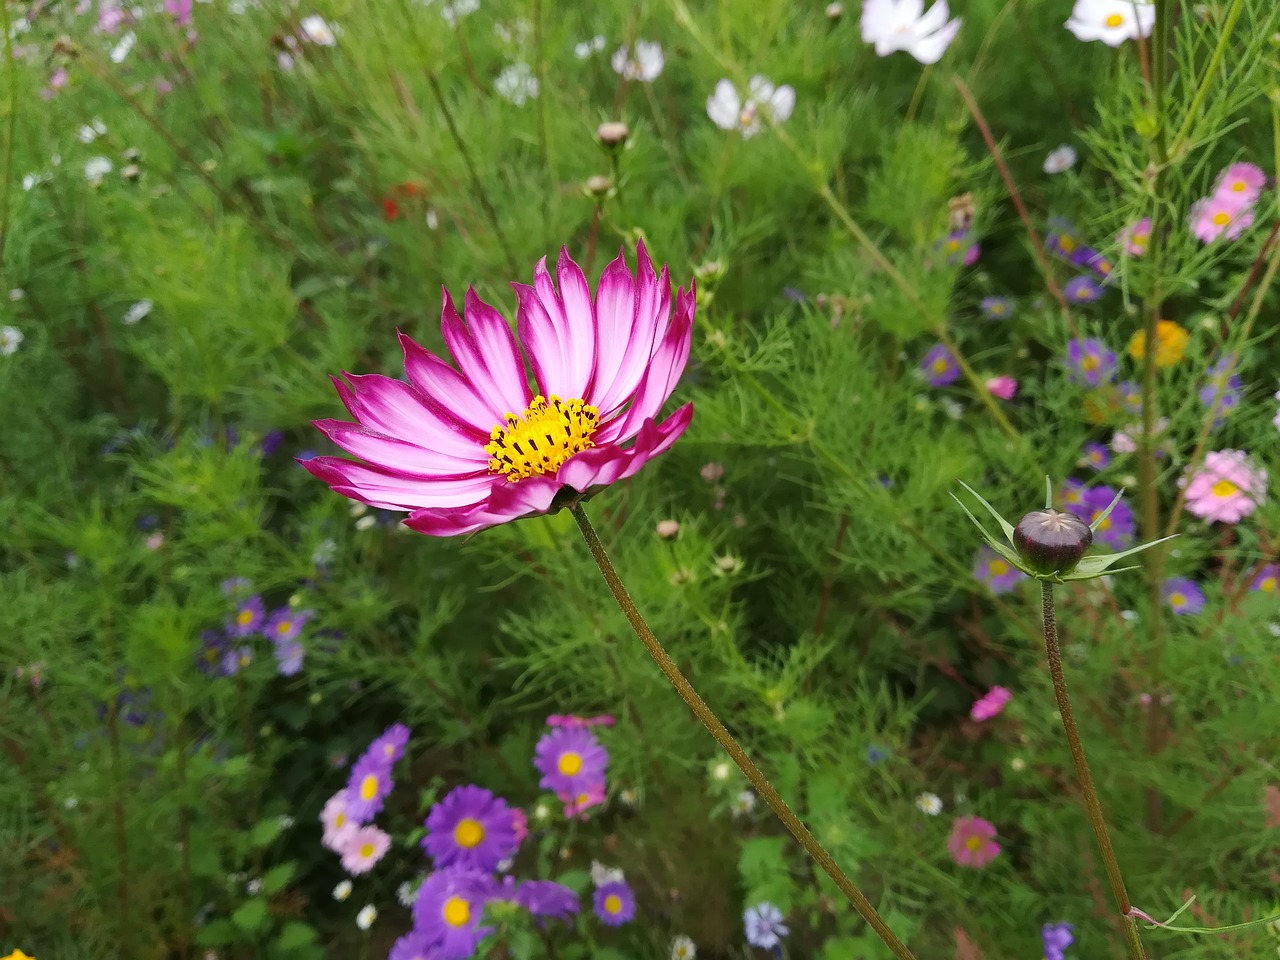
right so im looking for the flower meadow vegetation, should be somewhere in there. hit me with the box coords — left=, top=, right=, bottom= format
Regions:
left=3, top=0, right=1280, bottom=958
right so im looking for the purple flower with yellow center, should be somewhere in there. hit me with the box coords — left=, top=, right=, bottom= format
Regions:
left=422, top=784, right=519, bottom=871
left=344, top=751, right=394, bottom=823
left=1058, top=479, right=1088, bottom=512
left=940, top=229, right=980, bottom=266
left=533, top=726, right=609, bottom=796
left=516, top=880, right=580, bottom=920
left=1064, top=275, right=1103, bottom=303
left=1251, top=563, right=1279, bottom=594
left=222, top=645, right=253, bottom=675
left=229, top=595, right=264, bottom=637
left=1045, top=219, right=1084, bottom=262
left=1083, top=485, right=1134, bottom=550
left=196, top=629, right=231, bottom=676
left=1162, top=577, right=1205, bottom=615
left=412, top=868, right=499, bottom=958
left=593, top=880, right=635, bottom=926
left=300, top=243, right=694, bottom=538
left=1199, top=357, right=1242, bottom=424
left=1065, top=338, right=1117, bottom=387
left=1081, top=441, right=1110, bottom=471
left=1117, top=380, right=1143, bottom=413
left=920, top=343, right=960, bottom=387
left=221, top=576, right=252, bottom=597
left=369, top=722, right=411, bottom=765
left=1043, top=922, right=1074, bottom=960
left=273, top=638, right=304, bottom=676
left=264, top=606, right=312, bottom=643
left=980, top=296, right=1015, bottom=320
left=974, top=545, right=1026, bottom=594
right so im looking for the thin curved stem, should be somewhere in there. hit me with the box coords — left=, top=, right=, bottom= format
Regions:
left=572, top=504, right=916, bottom=960
left=1041, top=582, right=1146, bottom=960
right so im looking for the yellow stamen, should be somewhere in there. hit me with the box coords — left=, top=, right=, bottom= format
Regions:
left=604, top=894, right=623, bottom=914
left=359, top=842, right=375, bottom=858
left=1104, top=12, right=1124, bottom=26
left=1059, top=236, right=1077, bottom=253
left=237, top=610, right=253, bottom=626
left=1169, top=593, right=1185, bottom=607
left=360, top=774, right=379, bottom=801
left=1260, top=577, right=1276, bottom=592
left=989, top=560, right=1008, bottom=576
left=1081, top=355, right=1099, bottom=372
left=965, top=835, right=983, bottom=851
left=558, top=752, right=583, bottom=776
left=454, top=818, right=485, bottom=848
left=1211, top=211, right=1231, bottom=226
left=1211, top=479, right=1239, bottom=498
left=443, top=896, right=471, bottom=927
left=486, top=395, right=599, bottom=482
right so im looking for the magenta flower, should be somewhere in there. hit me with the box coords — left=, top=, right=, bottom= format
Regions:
left=1213, top=162, right=1267, bottom=204
left=344, top=752, right=394, bottom=822
left=1251, top=564, right=1278, bottom=594
left=986, top=375, right=1017, bottom=400
left=369, top=722, right=412, bottom=765
left=947, top=815, right=1000, bottom=868
left=593, top=880, right=635, bottom=926
left=229, top=595, right=264, bottom=636
left=303, top=244, right=694, bottom=537
left=970, top=686, right=1012, bottom=721
left=559, top=781, right=607, bottom=819
left=1190, top=194, right=1254, bottom=243
left=511, top=807, right=529, bottom=844
left=339, top=824, right=391, bottom=875
left=412, top=868, right=499, bottom=956
left=534, top=726, right=609, bottom=795
left=921, top=344, right=960, bottom=387
left=1065, top=338, right=1117, bottom=387
left=1162, top=577, right=1205, bottom=615
left=164, top=0, right=193, bottom=25
left=547, top=713, right=616, bottom=728
left=1117, top=217, right=1151, bottom=256
left=940, top=229, right=980, bottom=266
left=422, top=785, right=519, bottom=871
left=974, top=545, right=1026, bottom=594
left=1183, top=450, right=1267, bottom=524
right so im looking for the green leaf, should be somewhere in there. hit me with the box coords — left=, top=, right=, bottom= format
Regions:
left=955, top=481, right=1015, bottom=542
left=739, top=836, right=788, bottom=889
left=194, top=919, right=239, bottom=947
left=232, top=897, right=270, bottom=933
left=262, top=862, right=296, bottom=895
left=1067, top=535, right=1179, bottom=580
left=250, top=817, right=284, bottom=848
left=275, top=921, right=318, bottom=952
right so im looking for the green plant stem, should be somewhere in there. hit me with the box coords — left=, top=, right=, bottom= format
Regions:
left=1167, top=0, right=1244, bottom=159
left=1041, top=582, right=1146, bottom=960
left=571, top=504, right=917, bottom=960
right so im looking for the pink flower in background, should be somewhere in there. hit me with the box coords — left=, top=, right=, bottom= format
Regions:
left=320, top=791, right=356, bottom=851
left=1117, top=217, right=1151, bottom=256
left=339, top=825, right=391, bottom=875
left=1213, top=162, right=1266, bottom=204
left=948, top=816, right=1000, bottom=868
left=96, top=3, right=128, bottom=33
left=970, top=686, right=1011, bottom=721
left=164, top=0, right=193, bottom=25
left=986, top=376, right=1017, bottom=400
left=1190, top=194, right=1253, bottom=243
left=1182, top=450, right=1267, bottom=524
left=560, top=781, right=606, bottom=819
left=511, top=808, right=529, bottom=844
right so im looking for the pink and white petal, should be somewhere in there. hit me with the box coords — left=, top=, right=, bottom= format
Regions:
left=301, top=456, right=496, bottom=510
left=403, top=474, right=561, bottom=537
left=556, top=403, right=692, bottom=492
left=314, top=420, right=486, bottom=477
left=336, top=374, right=487, bottom=461
left=398, top=332, right=500, bottom=435
left=439, top=287, right=531, bottom=418
left=589, top=248, right=637, bottom=410
left=514, top=278, right=572, bottom=398
left=592, top=245, right=672, bottom=417
left=553, top=248, right=597, bottom=396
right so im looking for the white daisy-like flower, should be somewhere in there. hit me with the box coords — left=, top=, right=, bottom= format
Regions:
left=494, top=61, right=539, bottom=105
left=1043, top=144, right=1077, bottom=174
left=711, top=760, right=731, bottom=781
left=618, top=787, right=638, bottom=807
left=574, top=35, right=605, bottom=59
left=64, top=795, right=79, bottom=809
left=590, top=861, right=625, bottom=887
left=533, top=801, right=551, bottom=821
left=611, top=39, right=664, bottom=82
left=356, top=904, right=376, bottom=930
left=332, top=879, right=352, bottom=901
left=354, top=514, right=377, bottom=531
left=396, top=878, right=422, bottom=907
left=9, top=288, right=24, bottom=301
left=706, top=75, right=795, bottom=138
left=671, top=935, right=697, bottom=960
left=299, top=14, right=337, bottom=45
left=110, top=31, right=136, bottom=63
left=78, top=119, right=108, bottom=143
left=441, top=0, right=478, bottom=27
left=1065, top=0, right=1156, bottom=46
left=860, top=0, right=962, bottom=65
left=84, top=157, right=113, bottom=185
left=246, top=878, right=263, bottom=895
left=915, top=792, right=943, bottom=815
left=122, top=299, right=152, bottom=325
left=732, top=790, right=757, bottom=816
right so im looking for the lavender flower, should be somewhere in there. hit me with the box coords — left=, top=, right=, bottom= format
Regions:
left=1063, top=275, right=1103, bottom=303
left=921, top=344, right=960, bottom=387
left=1080, top=441, right=1110, bottom=471
left=974, top=545, right=1027, bottom=594
left=1162, top=577, right=1206, bottom=615
left=1082, top=485, right=1134, bottom=550
left=744, top=902, right=789, bottom=949
left=1065, top=338, right=1117, bottom=387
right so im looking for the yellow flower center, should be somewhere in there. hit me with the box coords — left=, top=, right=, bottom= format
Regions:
left=1081, top=355, right=1099, bottom=372
left=1230, top=180, right=1245, bottom=192
left=1096, top=259, right=1112, bottom=275
left=945, top=239, right=961, bottom=252
left=237, top=609, right=254, bottom=626
left=1098, top=516, right=1111, bottom=531
left=1260, top=576, right=1276, bottom=592
left=604, top=894, right=623, bottom=914
left=932, top=358, right=949, bottom=373
left=558, top=752, right=583, bottom=776
left=738, top=106, right=756, bottom=129
left=1211, top=479, right=1239, bottom=498
left=1134, top=233, right=1148, bottom=248
left=360, top=774, right=379, bottom=801
left=454, top=817, right=485, bottom=848
left=359, top=842, right=375, bottom=858
left=1059, top=236, right=1077, bottom=253
left=276, top=621, right=292, bottom=635
left=989, top=560, right=1008, bottom=576
left=486, top=394, right=599, bottom=482
left=384, top=744, right=396, bottom=758
left=443, top=896, right=471, bottom=927
left=335, top=811, right=347, bottom=829
left=1104, top=12, right=1124, bottom=26
left=1170, top=593, right=1185, bottom=607
left=1212, top=211, right=1231, bottom=226
left=965, top=835, right=983, bottom=851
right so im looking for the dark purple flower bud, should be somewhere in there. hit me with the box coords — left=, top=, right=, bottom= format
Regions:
left=1013, top=509, right=1093, bottom=575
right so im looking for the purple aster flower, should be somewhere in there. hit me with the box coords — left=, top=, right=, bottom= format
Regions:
left=1080, top=248, right=1114, bottom=281
left=1081, top=441, right=1110, bottom=471
left=744, top=902, right=789, bottom=949
left=412, top=868, right=499, bottom=959
left=260, top=430, right=285, bottom=456
left=196, top=629, right=231, bottom=676
left=1065, top=338, right=1117, bottom=387
left=974, top=545, right=1027, bottom=594
left=228, top=595, right=264, bottom=636
left=221, top=576, right=253, bottom=597
left=344, top=751, right=394, bottom=822
left=920, top=343, right=960, bottom=387
left=1064, top=275, right=1103, bottom=303
left=533, top=727, right=609, bottom=796
left=1083, top=485, right=1134, bottom=550
left=1058, top=478, right=1088, bottom=512
left=422, top=785, right=519, bottom=871
left=1251, top=563, right=1279, bottom=594
left=1042, top=922, right=1074, bottom=960
left=1162, top=577, right=1205, bottom=615
left=388, top=929, right=436, bottom=960
left=369, top=722, right=411, bottom=765
left=1116, top=380, right=1143, bottom=413
left=593, top=880, right=635, bottom=927
left=516, top=880, right=580, bottom=920
left=1198, top=357, right=1243, bottom=424
left=980, top=296, right=1015, bottom=319
left=273, top=638, right=304, bottom=676
left=222, top=645, right=253, bottom=675
left=1045, top=220, right=1085, bottom=263
left=940, top=228, right=980, bottom=266
left=264, top=606, right=312, bottom=643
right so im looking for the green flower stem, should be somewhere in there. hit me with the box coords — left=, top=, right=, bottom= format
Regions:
left=571, top=504, right=917, bottom=960
left=1041, top=582, right=1147, bottom=960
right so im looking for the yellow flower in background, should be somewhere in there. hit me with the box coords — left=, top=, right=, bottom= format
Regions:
left=3, top=951, right=36, bottom=960
left=1127, top=320, right=1189, bottom=368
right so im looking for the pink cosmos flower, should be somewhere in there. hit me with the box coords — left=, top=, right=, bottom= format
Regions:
left=339, top=825, right=391, bottom=875
left=1190, top=194, right=1253, bottom=243
left=164, top=0, right=193, bottom=25
left=1213, top=162, right=1266, bottom=204
left=985, top=376, right=1017, bottom=400
left=559, top=781, right=607, bottom=819
left=1182, top=449, right=1267, bottom=524
left=511, top=807, right=529, bottom=844
left=1117, top=217, right=1151, bottom=256
left=970, top=686, right=1012, bottom=721
left=304, top=244, right=694, bottom=537
left=947, top=815, right=1000, bottom=868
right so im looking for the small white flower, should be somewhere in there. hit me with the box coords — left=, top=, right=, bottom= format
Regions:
left=671, top=935, right=697, bottom=960
left=354, top=514, right=377, bottom=531
left=1043, top=144, right=1077, bottom=174
left=915, top=792, right=943, bottom=815
left=333, top=880, right=352, bottom=901
left=246, top=878, right=263, bottom=895
left=860, top=0, right=962, bottom=65
left=533, top=801, right=551, bottom=821
left=1065, top=0, right=1156, bottom=46
left=940, top=397, right=964, bottom=420
left=574, top=34, right=605, bottom=58
left=356, top=904, right=376, bottom=929
left=350, top=502, right=368, bottom=517
left=8, top=288, right=23, bottom=301
left=278, top=52, right=296, bottom=70
left=425, top=208, right=439, bottom=230
left=611, top=40, right=664, bottom=82
left=590, top=861, right=625, bottom=887
left=618, top=787, right=638, bottom=807
left=299, top=14, right=336, bottom=45
left=495, top=61, right=539, bottom=105
left=1, top=326, right=24, bottom=355
left=732, top=790, right=756, bottom=816
left=1010, top=757, right=1027, bottom=772
left=110, top=31, right=136, bottom=63
left=397, top=878, right=423, bottom=907
left=21, top=172, right=50, bottom=191
left=493, top=18, right=530, bottom=46
left=84, top=157, right=113, bottom=185
left=122, top=299, right=153, bottom=325
left=64, top=795, right=79, bottom=809
left=711, top=761, right=731, bottom=781
left=78, top=119, right=108, bottom=143
left=278, top=815, right=294, bottom=829
left=1120, top=609, right=1139, bottom=622
left=706, top=75, right=795, bottom=137
left=441, top=0, right=478, bottom=27
left=496, top=857, right=514, bottom=873
left=312, top=538, right=338, bottom=565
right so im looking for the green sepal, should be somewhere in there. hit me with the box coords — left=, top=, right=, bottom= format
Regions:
left=954, top=481, right=1015, bottom=542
